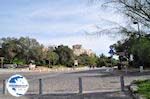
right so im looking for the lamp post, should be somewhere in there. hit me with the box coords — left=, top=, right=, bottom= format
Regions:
left=133, top=21, right=141, bottom=37
left=133, top=21, right=143, bottom=72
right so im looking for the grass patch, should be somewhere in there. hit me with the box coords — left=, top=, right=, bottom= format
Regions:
left=132, top=79, right=150, bottom=99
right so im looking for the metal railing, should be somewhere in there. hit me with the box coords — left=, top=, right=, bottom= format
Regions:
left=1, top=76, right=125, bottom=95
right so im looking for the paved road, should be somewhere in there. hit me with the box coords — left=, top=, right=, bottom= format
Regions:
left=0, top=68, right=149, bottom=99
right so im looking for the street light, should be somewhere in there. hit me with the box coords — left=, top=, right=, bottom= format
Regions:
left=133, top=21, right=141, bottom=37
left=133, top=21, right=144, bottom=72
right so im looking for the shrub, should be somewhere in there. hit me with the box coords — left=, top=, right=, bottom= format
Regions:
left=12, top=58, right=25, bottom=65
left=132, top=79, right=150, bottom=99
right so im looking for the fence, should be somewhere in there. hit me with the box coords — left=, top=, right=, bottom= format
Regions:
left=1, top=75, right=125, bottom=95
left=27, top=77, right=82, bottom=94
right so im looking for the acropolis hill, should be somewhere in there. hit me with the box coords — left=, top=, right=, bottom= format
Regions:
left=72, top=44, right=95, bottom=56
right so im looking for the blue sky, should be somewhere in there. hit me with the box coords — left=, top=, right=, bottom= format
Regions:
left=0, top=0, right=127, bottom=56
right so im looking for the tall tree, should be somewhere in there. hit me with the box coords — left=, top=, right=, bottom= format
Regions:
left=54, top=45, right=74, bottom=66
left=114, top=35, right=150, bottom=67
left=47, top=51, right=59, bottom=66
left=101, top=0, right=150, bottom=27
left=89, top=0, right=150, bottom=37
left=78, top=54, right=90, bottom=66
left=18, top=37, right=44, bottom=63
left=1, top=37, right=44, bottom=64
left=1, top=37, right=22, bottom=63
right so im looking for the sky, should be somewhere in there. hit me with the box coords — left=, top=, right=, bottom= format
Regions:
left=0, top=0, right=128, bottom=56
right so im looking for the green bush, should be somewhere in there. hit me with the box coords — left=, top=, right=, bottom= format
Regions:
left=97, top=59, right=106, bottom=67
left=133, top=79, right=150, bottom=99
left=12, top=58, right=25, bottom=65
left=138, top=83, right=150, bottom=98
left=35, top=61, right=44, bottom=66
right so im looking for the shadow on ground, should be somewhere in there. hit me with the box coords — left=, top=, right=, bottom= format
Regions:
left=66, top=69, right=150, bottom=78
left=67, top=69, right=107, bottom=74
left=0, top=91, right=132, bottom=99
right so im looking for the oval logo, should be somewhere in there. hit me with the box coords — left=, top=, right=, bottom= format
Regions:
left=6, top=74, right=29, bottom=97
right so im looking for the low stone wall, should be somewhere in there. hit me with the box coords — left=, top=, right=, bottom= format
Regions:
left=3, top=64, right=17, bottom=68
left=128, top=84, right=145, bottom=99
left=0, top=66, right=90, bottom=73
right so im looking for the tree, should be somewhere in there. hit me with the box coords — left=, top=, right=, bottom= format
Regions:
left=1, top=37, right=44, bottom=65
left=89, top=0, right=150, bottom=38
left=77, top=54, right=91, bottom=66
left=130, top=37, right=150, bottom=67
left=47, top=51, right=59, bottom=66
left=1, top=37, right=22, bottom=63
left=114, top=35, right=150, bottom=67
left=97, top=54, right=107, bottom=67
left=18, top=37, right=44, bottom=64
left=54, top=45, right=74, bottom=67
left=102, top=0, right=150, bottom=27
left=89, top=55, right=98, bottom=66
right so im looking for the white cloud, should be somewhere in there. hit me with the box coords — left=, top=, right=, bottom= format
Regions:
left=0, top=0, right=126, bottom=55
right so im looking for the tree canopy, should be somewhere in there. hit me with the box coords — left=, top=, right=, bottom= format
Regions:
left=102, top=0, right=150, bottom=27
left=54, top=45, right=74, bottom=67
left=113, top=35, right=150, bottom=67
left=1, top=37, right=44, bottom=64
left=0, top=37, right=118, bottom=68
